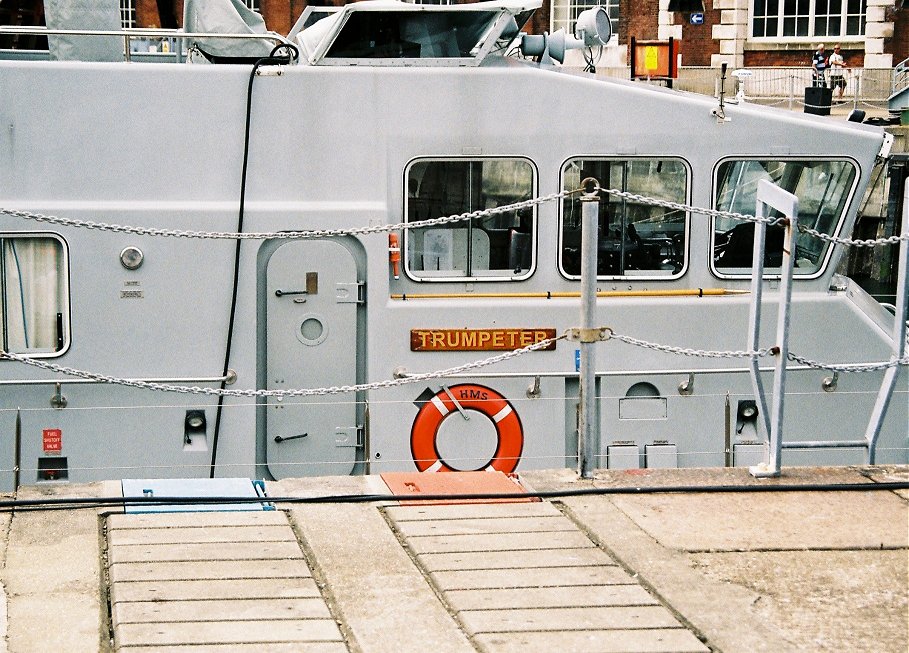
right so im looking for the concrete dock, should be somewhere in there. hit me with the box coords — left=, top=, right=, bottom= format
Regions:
left=1, top=465, right=906, bottom=653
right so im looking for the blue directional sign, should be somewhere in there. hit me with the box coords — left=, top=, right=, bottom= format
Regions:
left=690, top=12, right=704, bottom=25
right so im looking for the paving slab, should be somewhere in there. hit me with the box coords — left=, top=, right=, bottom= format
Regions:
left=7, top=593, right=103, bottom=653
left=394, top=515, right=575, bottom=537
left=111, top=577, right=321, bottom=603
left=120, top=645, right=347, bottom=653
left=116, top=619, right=344, bottom=647
left=690, top=549, right=909, bottom=652
left=459, top=605, right=684, bottom=632
left=418, top=547, right=608, bottom=571
left=407, top=529, right=595, bottom=554
left=113, top=597, right=331, bottom=623
left=1, top=483, right=107, bottom=653
left=108, top=540, right=304, bottom=563
left=108, top=558, right=312, bottom=582
left=108, top=524, right=295, bottom=545
left=472, top=629, right=709, bottom=653
left=429, top=565, right=634, bottom=590
left=385, top=501, right=561, bottom=521
left=107, top=511, right=289, bottom=529
left=445, top=584, right=658, bottom=611
left=606, top=489, right=908, bottom=551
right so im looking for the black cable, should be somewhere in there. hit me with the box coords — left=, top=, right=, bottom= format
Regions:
left=209, top=44, right=299, bottom=479
left=3, top=480, right=906, bottom=513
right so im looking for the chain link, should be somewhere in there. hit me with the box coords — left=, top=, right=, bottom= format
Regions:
left=0, top=191, right=573, bottom=240
left=787, top=352, right=909, bottom=373
left=0, top=335, right=566, bottom=398
left=3, top=327, right=905, bottom=398
left=4, top=187, right=906, bottom=248
left=609, top=331, right=773, bottom=359
left=597, top=187, right=784, bottom=226
left=798, top=224, right=909, bottom=248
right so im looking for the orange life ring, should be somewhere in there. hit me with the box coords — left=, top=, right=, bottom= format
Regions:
left=410, top=384, right=523, bottom=473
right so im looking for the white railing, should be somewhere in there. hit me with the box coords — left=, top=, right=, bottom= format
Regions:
left=588, top=66, right=896, bottom=111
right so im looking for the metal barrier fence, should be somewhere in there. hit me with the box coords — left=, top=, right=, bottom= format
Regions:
left=587, top=66, right=895, bottom=113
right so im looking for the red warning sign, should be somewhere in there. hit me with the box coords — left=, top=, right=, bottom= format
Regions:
left=42, top=428, right=62, bottom=454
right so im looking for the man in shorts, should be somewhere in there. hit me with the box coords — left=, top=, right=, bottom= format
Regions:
left=828, top=45, right=848, bottom=99
left=811, top=43, right=827, bottom=87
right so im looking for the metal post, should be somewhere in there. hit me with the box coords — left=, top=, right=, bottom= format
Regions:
left=750, top=180, right=799, bottom=478
left=578, top=179, right=600, bottom=478
left=864, top=183, right=909, bottom=462
left=788, top=74, right=794, bottom=111
left=746, top=201, right=772, bottom=441
left=14, top=407, right=21, bottom=493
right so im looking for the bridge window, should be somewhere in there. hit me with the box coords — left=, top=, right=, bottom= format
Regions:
left=560, top=158, right=689, bottom=279
left=712, top=159, right=857, bottom=276
left=0, top=234, right=69, bottom=356
left=405, top=158, right=536, bottom=281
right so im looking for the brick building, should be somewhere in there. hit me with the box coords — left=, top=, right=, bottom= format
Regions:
left=1, top=0, right=906, bottom=69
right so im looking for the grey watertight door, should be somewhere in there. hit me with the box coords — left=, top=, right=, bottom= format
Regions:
left=265, top=239, right=359, bottom=477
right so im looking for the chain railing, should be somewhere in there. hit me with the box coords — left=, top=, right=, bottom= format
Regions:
left=1, top=182, right=906, bottom=475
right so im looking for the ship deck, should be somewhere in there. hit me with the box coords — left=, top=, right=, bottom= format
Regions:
left=1, top=465, right=906, bottom=653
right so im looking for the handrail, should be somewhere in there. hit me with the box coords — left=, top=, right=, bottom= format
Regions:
left=0, top=26, right=290, bottom=44
left=0, top=373, right=234, bottom=387
left=0, top=26, right=292, bottom=63
left=893, top=56, right=909, bottom=97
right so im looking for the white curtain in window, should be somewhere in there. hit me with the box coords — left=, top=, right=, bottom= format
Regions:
left=2, top=238, right=64, bottom=353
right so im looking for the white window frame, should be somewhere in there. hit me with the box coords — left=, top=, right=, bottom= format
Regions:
left=749, top=0, right=866, bottom=41
left=403, top=157, right=538, bottom=283
left=558, top=156, right=691, bottom=282
left=120, top=0, right=136, bottom=29
left=551, top=0, right=619, bottom=38
left=0, top=233, right=70, bottom=358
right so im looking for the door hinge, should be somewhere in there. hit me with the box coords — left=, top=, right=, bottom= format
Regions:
left=335, top=425, right=365, bottom=448
left=336, top=281, right=365, bottom=304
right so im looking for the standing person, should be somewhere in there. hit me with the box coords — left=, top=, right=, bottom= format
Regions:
left=811, top=43, right=827, bottom=87
left=828, top=45, right=848, bottom=100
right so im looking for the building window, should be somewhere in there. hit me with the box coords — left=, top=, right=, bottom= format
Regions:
left=120, top=0, right=136, bottom=28
left=0, top=235, right=69, bottom=356
left=712, top=159, right=857, bottom=276
left=405, top=158, right=536, bottom=281
left=560, top=158, right=689, bottom=279
left=244, top=0, right=261, bottom=11
left=751, top=0, right=866, bottom=39
left=552, top=0, right=618, bottom=37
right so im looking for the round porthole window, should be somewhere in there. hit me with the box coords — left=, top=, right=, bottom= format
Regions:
left=119, top=246, right=144, bottom=270
left=296, top=315, right=328, bottom=346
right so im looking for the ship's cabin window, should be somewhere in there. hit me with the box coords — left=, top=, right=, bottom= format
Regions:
left=560, top=158, right=688, bottom=279
left=713, top=159, right=856, bottom=276
left=0, top=234, right=69, bottom=356
left=405, top=158, right=536, bottom=281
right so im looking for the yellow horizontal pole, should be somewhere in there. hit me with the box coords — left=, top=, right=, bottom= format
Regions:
left=390, top=288, right=749, bottom=300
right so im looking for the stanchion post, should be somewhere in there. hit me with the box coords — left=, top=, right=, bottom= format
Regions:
left=864, top=183, right=909, bottom=461
left=578, top=179, right=600, bottom=478
left=750, top=179, right=799, bottom=478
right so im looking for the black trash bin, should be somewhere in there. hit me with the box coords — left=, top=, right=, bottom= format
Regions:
left=804, top=86, right=832, bottom=115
